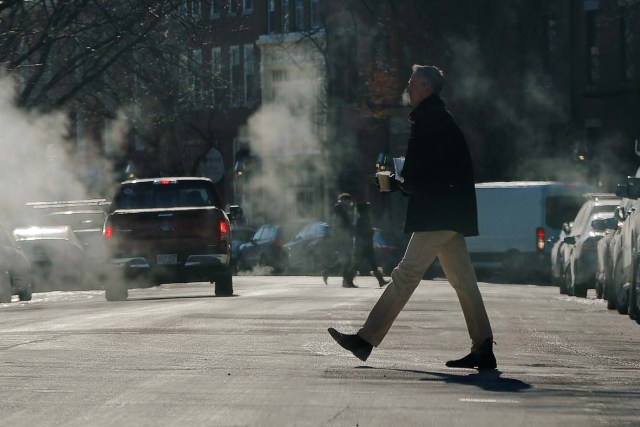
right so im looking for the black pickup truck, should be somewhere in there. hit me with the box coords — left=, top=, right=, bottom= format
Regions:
left=103, top=177, right=238, bottom=300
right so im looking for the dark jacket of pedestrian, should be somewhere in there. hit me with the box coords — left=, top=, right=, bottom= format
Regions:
left=400, top=94, right=478, bottom=236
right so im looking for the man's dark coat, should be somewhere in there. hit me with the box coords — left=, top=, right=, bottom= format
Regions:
left=400, top=94, right=479, bottom=237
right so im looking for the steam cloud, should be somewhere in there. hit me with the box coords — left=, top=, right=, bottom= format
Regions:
left=0, top=74, right=111, bottom=227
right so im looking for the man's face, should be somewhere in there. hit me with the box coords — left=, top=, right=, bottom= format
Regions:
left=405, top=73, right=433, bottom=107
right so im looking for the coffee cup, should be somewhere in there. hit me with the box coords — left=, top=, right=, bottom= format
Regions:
left=376, top=171, right=392, bottom=192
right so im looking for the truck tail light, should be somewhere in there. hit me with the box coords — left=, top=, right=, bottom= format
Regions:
left=219, top=220, right=229, bottom=245
left=104, top=224, right=113, bottom=239
left=536, top=227, right=545, bottom=252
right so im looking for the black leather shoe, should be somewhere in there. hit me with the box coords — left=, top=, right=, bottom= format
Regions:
left=327, top=328, right=372, bottom=361
left=342, top=279, right=358, bottom=288
left=446, top=339, right=497, bottom=370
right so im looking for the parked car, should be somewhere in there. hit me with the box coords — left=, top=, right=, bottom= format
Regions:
left=237, top=221, right=307, bottom=274
left=557, top=194, right=619, bottom=297
left=562, top=210, right=616, bottom=297
left=550, top=221, right=573, bottom=286
left=13, top=226, right=87, bottom=291
left=608, top=196, right=632, bottom=313
left=41, top=209, right=108, bottom=285
left=0, top=223, right=33, bottom=303
left=282, top=221, right=330, bottom=274
left=595, top=202, right=629, bottom=302
left=611, top=174, right=640, bottom=321
left=230, top=225, right=256, bottom=275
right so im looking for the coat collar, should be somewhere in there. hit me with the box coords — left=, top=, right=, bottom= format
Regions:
left=408, top=94, right=445, bottom=123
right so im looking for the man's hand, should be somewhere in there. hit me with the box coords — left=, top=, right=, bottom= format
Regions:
left=374, top=173, right=400, bottom=192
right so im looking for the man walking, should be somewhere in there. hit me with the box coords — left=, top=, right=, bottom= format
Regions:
left=322, top=193, right=356, bottom=288
left=328, top=65, right=496, bottom=369
left=351, top=202, right=390, bottom=287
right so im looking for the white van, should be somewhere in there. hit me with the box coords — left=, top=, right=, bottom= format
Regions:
left=466, top=181, right=594, bottom=282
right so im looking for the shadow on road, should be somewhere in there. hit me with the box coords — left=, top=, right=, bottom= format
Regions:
left=124, top=294, right=239, bottom=302
left=358, top=367, right=531, bottom=392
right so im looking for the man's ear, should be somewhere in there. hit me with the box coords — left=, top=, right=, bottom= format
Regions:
left=424, top=83, right=435, bottom=97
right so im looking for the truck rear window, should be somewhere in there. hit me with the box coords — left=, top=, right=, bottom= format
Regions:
left=112, top=181, right=222, bottom=210
left=545, top=195, right=584, bottom=230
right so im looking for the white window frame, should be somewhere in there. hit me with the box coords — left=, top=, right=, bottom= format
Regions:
left=192, top=48, right=203, bottom=107
left=295, top=0, right=304, bottom=31
left=211, top=47, right=221, bottom=106
left=268, top=0, right=276, bottom=33
left=243, top=0, right=253, bottom=15
left=179, top=52, right=189, bottom=100
left=228, top=0, right=238, bottom=16
left=229, top=45, right=241, bottom=106
left=243, top=44, right=254, bottom=105
left=210, top=0, right=220, bottom=19
left=311, top=0, right=320, bottom=29
left=282, top=0, right=290, bottom=32
left=192, top=0, right=201, bottom=19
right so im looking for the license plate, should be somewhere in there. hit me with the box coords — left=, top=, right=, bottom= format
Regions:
left=156, top=254, right=178, bottom=265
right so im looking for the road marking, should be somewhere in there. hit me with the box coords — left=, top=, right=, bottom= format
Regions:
left=459, top=398, right=520, bottom=404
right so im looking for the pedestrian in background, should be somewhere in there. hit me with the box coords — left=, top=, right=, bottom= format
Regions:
left=328, top=65, right=496, bottom=370
left=351, top=202, right=390, bottom=287
left=322, top=193, right=356, bottom=288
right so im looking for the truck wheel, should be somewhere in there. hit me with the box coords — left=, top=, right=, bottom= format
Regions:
left=560, top=267, right=571, bottom=295
left=615, top=281, right=629, bottom=315
left=573, top=282, right=587, bottom=298
left=105, top=282, right=128, bottom=301
left=595, top=279, right=603, bottom=299
left=17, top=284, right=33, bottom=302
left=630, top=262, right=640, bottom=322
left=215, top=271, right=233, bottom=297
left=606, top=274, right=617, bottom=309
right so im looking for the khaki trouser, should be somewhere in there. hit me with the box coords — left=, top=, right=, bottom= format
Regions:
left=357, top=230, right=493, bottom=351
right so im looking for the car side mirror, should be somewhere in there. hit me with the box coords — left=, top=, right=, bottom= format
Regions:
left=227, top=205, right=244, bottom=222
left=591, top=219, right=606, bottom=233
left=604, top=217, right=619, bottom=230
left=627, top=177, right=640, bottom=199
left=564, top=236, right=576, bottom=245
left=615, top=184, right=628, bottom=198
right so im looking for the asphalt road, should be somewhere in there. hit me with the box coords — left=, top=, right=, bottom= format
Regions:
left=0, top=275, right=638, bottom=427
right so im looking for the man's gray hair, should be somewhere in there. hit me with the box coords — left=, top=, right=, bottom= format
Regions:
left=412, top=65, right=444, bottom=94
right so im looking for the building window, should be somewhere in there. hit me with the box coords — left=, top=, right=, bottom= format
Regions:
left=585, top=7, right=600, bottom=85
left=268, top=0, right=276, bottom=33
left=228, top=0, right=238, bottom=17
left=193, top=48, right=203, bottom=107
left=179, top=53, right=189, bottom=100
left=210, top=0, right=220, bottom=19
left=295, top=0, right=305, bottom=31
left=229, top=45, right=241, bottom=106
left=271, top=69, right=289, bottom=102
left=547, top=19, right=557, bottom=54
left=244, top=44, right=255, bottom=104
left=243, top=0, right=253, bottom=14
left=282, top=0, right=290, bottom=32
left=311, top=0, right=320, bottom=29
left=620, top=4, right=635, bottom=82
left=211, top=47, right=221, bottom=106
left=192, top=0, right=201, bottom=19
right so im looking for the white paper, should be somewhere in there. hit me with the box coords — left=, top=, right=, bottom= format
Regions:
left=393, top=157, right=405, bottom=181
